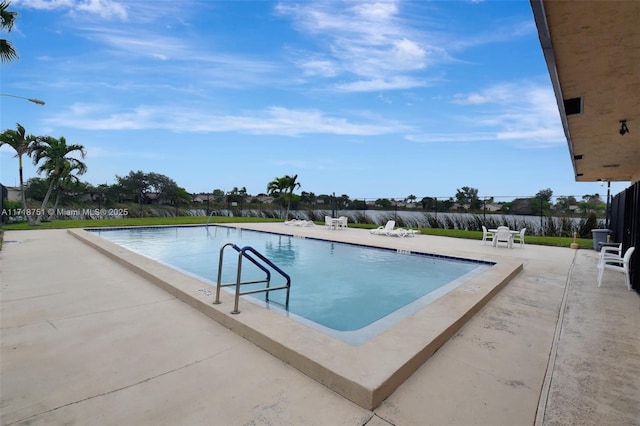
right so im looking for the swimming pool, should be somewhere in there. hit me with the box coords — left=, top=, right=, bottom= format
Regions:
left=73, top=223, right=521, bottom=408
left=93, top=225, right=491, bottom=344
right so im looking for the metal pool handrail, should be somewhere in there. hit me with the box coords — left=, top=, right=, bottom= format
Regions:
left=213, top=242, right=291, bottom=314
left=205, top=211, right=217, bottom=227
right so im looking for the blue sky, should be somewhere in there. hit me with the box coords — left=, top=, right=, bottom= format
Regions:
left=1, top=0, right=629, bottom=201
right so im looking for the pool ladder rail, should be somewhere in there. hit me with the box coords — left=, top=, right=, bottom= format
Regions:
left=214, top=242, right=291, bottom=314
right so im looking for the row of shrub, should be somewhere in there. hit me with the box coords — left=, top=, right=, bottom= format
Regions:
left=2, top=200, right=603, bottom=238
left=289, top=210, right=602, bottom=238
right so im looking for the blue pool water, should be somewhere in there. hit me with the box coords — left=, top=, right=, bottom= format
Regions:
left=93, top=225, right=492, bottom=344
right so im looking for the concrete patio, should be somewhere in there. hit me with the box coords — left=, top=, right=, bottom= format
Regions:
left=1, top=224, right=638, bottom=425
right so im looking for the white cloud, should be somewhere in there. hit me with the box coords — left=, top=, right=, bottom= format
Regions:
left=16, top=0, right=127, bottom=20
left=274, top=1, right=535, bottom=95
left=405, top=132, right=496, bottom=143
left=391, top=38, right=426, bottom=69
left=276, top=1, right=439, bottom=92
left=14, top=0, right=75, bottom=10
left=408, top=81, right=564, bottom=147
left=298, top=58, right=339, bottom=77
left=78, top=27, right=188, bottom=60
left=335, top=76, right=426, bottom=92
left=43, top=104, right=410, bottom=136
left=452, top=84, right=519, bottom=105
left=75, top=0, right=127, bottom=20
left=352, top=2, right=398, bottom=21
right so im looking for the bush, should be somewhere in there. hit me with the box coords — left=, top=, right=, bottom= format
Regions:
left=578, top=213, right=601, bottom=238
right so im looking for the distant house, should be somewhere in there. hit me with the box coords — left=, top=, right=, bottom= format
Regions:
left=146, top=192, right=171, bottom=205
left=192, top=193, right=212, bottom=203
left=484, top=203, right=503, bottom=212
left=5, top=186, right=21, bottom=202
left=254, top=195, right=274, bottom=204
left=451, top=203, right=468, bottom=211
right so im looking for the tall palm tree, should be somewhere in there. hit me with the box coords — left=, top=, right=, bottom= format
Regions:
left=30, top=135, right=86, bottom=224
left=0, top=123, right=37, bottom=224
left=0, top=1, right=18, bottom=63
left=267, top=174, right=300, bottom=220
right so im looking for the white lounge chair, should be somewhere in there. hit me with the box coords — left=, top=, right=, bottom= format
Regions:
left=371, top=220, right=395, bottom=235
left=597, top=246, right=635, bottom=290
left=387, top=228, right=407, bottom=237
left=284, top=219, right=299, bottom=226
left=387, top=228, right=409, bottom=237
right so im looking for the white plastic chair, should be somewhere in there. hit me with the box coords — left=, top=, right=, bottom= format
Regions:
left=482, top=226, right=493, bottom=245
left=338, top=216, right=348, bottom=230
left=599, top=242, right=622, bottom=261
left=598, top=242, right=623, bottom=273
left=597, top=246, right=635, bottom=290
left=324, top=216, right=334, bottom=229
left=493, top=226, right=513, bottom=248
left=513, top=228, right=526, bottom=247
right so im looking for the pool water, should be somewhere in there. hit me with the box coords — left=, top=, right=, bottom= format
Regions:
left=93, top=226, right=491, bottom=344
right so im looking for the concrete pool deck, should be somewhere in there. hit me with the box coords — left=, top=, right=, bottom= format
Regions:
left=1, top=224, right=639, bottom=425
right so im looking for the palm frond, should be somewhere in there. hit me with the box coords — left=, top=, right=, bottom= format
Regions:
left=0, top=39, right=18, bottom=63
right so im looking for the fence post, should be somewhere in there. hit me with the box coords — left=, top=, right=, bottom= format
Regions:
left=363, top=198, right=367, bottom=223
left=483, top=198, right=486, bottom=222
left=540, top=197, right=543, bottom=235
left=435, top=197, right=438, bottom=222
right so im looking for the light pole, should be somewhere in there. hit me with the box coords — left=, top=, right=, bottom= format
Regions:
left=0, top=93, right=46, bottom=105
left=605, top=181, right=611, bottom=229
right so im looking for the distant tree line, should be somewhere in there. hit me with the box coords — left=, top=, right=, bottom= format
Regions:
left=2, top=121, right=607, bottom=224
left=8, top=168, right=608, bottom=222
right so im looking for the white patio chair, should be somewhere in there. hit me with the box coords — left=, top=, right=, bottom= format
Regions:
left=325, top=216, right=334, bottom=229
left=513, top=228, right=526, bottom=247
left=338, top=216, right=348, bottom=230
left=599, top=242, right=622, bottom=261
left=482, top=226, right=493, bottom=245
left=597, top=246, right=635, bottom=290
left=598, top=243, right=622, bottom=270
left=493, top=226, right=513, bottom=248
left=371, top=220, right=395, bottom=235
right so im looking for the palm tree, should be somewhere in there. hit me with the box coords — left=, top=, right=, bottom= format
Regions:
left=267, top=174, right=300, bottom=220
left=30, top=135, right=87, bottom=224
left=0, top=1, right=19, bottom=63
left=0, top=123, right=37, bottom=224
left=50, top=160, right=85, bottom=217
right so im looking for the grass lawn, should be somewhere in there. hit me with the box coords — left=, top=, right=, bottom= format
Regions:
left=0, top=216, right=594, bottom=249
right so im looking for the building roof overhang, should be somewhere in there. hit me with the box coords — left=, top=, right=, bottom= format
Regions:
left=530, top=0, right=640, bottom=184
